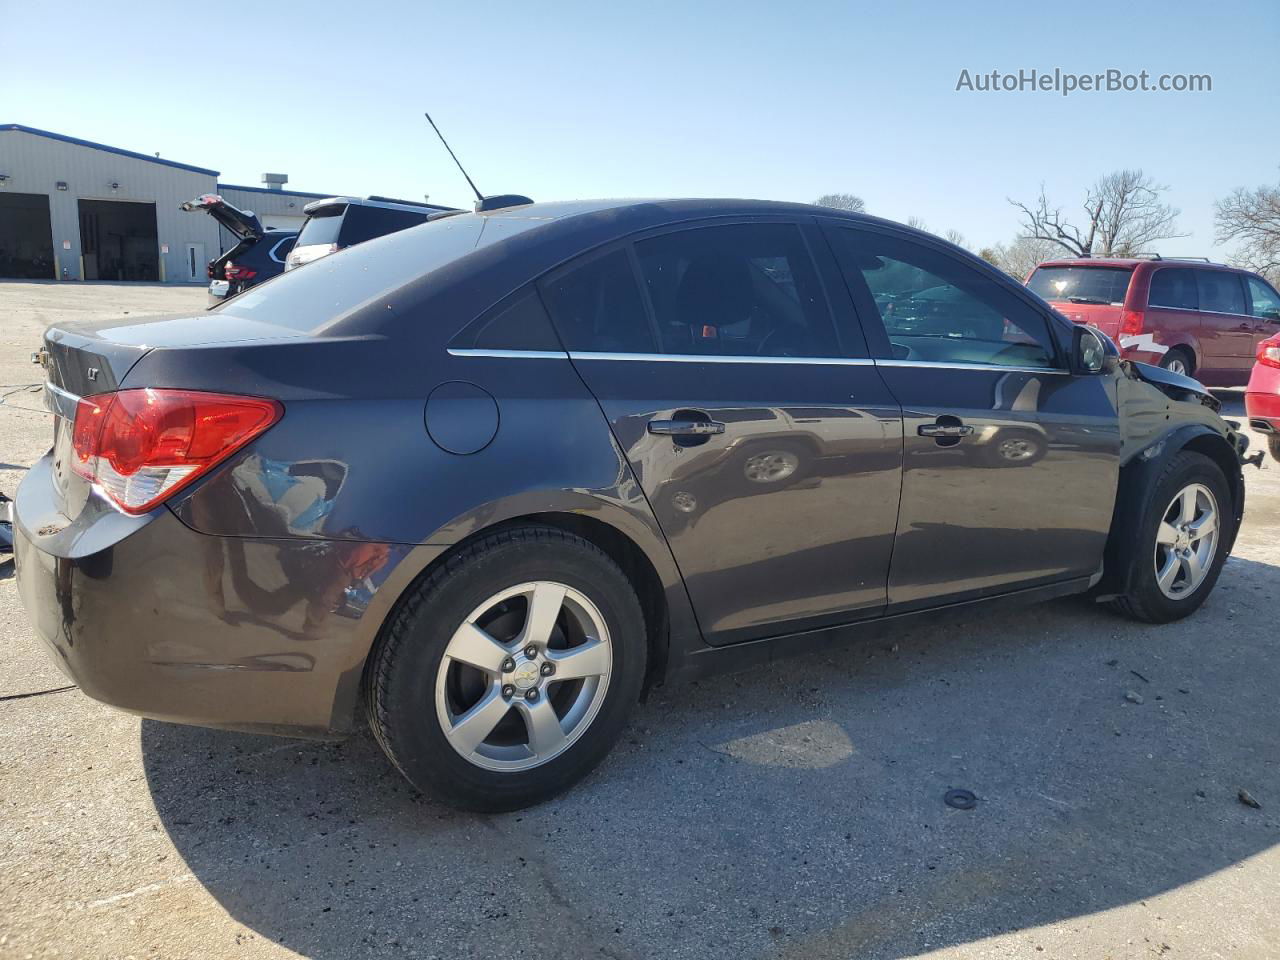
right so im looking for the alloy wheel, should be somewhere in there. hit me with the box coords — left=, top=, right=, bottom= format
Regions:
left=1164, top=356, right=1189, bottom=376
left=435, top=581, right=612, bottom=772
left=1153, top=482, right=1219, bottom=600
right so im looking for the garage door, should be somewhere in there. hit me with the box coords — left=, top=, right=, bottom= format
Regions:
left=78, top=199, right=159, bottom=282
left=0, top=192, right=55, bottom=280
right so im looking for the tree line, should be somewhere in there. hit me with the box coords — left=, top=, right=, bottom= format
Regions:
left=813, top=170, right=1280, bottom=283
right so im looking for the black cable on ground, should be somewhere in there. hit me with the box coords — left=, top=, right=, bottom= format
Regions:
left=0, top=685, right=76, bottom=703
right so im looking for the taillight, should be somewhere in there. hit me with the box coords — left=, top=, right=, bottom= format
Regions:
left=1119, top=310, right=1145, bottom=337
left=70, top=389, right=282, bottom=514
left=224, top=262, right=258, bottom=282
left=1259, top=335, right=1280, bottom=370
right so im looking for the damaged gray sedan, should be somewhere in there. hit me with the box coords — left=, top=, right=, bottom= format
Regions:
left=13, top=200, right=1249, bottom=810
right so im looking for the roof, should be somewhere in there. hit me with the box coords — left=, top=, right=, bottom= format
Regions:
left=1, top=123, right=220, bottom=176
left=302, top=195, right=456, bottom=215
left=1039, top=256, right=1229, bottom=269
left=216, top=182, right=335, bottom=200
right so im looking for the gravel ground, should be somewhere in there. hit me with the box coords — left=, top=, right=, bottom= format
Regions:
left=1, top=281, right=1278, bottom=960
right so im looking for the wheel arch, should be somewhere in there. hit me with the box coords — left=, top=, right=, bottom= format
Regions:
left=339, top=492, right=702, bottom=731
left=1098, top=424, right=1243, bottom=597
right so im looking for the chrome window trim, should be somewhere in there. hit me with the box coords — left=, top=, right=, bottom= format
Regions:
left=447, top=348, right=567, bottom=360
left=569, top=351, right=875, bottom=366
left=875, top=359, right=1070, bottom=375
left=446, top=348, right=1069, bottom=374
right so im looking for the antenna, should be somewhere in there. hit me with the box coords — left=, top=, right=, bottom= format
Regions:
left=423, top=111, right=533, bottom=213
left=424, top=112, right=484, bottom=207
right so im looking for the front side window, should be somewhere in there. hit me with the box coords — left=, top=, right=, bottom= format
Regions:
left=1197, top=271, right=1247, bottom=315
left=1147, top=268, right=1199, bottom=310
left=633, top=223, right=839, bottom=358
left=1246, top=275, right=1280, bottom=319
left=540, top=249, right=656, bottom=353
left=833, top=228, right=1056, bottom=368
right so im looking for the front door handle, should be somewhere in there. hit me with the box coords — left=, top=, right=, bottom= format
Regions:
left=648, top=418, right=726, bottom=437
left=918, top=423, right=974, bottom=438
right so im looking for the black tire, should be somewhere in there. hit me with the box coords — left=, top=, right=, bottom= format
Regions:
left=1269, top=434, right=1280, bottom=465
left=1107, top=451, right=1233, bottom=623
left=364, top=526, right=646, bottom=812
left=1159, top=347, right=1195, bottom=378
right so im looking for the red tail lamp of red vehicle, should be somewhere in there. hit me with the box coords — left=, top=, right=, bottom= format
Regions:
left=71, top=389, right=282, bottom=514
left=1119, top=309, right=1146, bottom=337
left=1257, top=334, right=1280, bottom=369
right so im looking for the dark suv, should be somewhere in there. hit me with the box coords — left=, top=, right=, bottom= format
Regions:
left=1027, top=256, right=1280, bottom=386
left=286, top=195, right=456, bottom=271
left=15, top=201, right=1247, bottom=811
left=180, top=194, right=296, bottom=305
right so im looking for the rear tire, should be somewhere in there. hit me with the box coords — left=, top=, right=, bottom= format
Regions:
left=1269, top=434, right=1280, bottom=465
left=1107, top=451, right=1233, bottom=623
left=364, top=526, right=646, bottom=812
left=1159, top=348, right=1194, bottom=378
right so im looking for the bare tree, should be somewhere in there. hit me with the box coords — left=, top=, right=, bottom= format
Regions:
left=1009, top=170, right=1184, bottom=257
left=906, top=216, right=928, bottom=231
left=1215, top=176, right=1280, bottom=283
left=814, top=193, right=866, bottom=213
left=942, top=228, right=967, bottom=249
left=983, top=235, right=1061, bottom=280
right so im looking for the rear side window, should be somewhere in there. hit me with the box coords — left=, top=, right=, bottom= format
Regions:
left=541, top=249, right=656, bottom=353
left=1147, top=268, right=1199, bottom=310
left=296, top=207, right=345, bottom=247
left=1197, top=271, right=1246, bottom=314
left=339, top=205, right=431, bottom=246
left=833, top=228, right=1057, bottom=368
left=633, top=223, right=839, bottom=358
left=458, top=287, right=562, bottom=351
left=1027, top=266, right=1133, bottom=304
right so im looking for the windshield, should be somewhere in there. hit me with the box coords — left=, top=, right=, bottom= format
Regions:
left=1027, top=266, right=1133, bottom=305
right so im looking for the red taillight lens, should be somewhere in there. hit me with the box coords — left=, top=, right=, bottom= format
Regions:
left=223, top=262, right=258, bottom=282
left=70, top=389, right=282, bottom=514
left=1119, top=310, right=1145, bottom=337
left=1259, top=335, right=1280, bottom=369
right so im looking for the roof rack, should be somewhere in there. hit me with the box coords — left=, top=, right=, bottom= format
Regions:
left=1132, top=254, right=1216, bottom=263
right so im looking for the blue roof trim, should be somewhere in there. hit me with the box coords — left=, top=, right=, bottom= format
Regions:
left=216, top=182, right=334, bottom=200
left=0, top=124, right=220, bottom=176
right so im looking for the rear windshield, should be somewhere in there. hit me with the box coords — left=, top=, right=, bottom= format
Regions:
left=295, top=205, right=346, bottom=247
left=1027, top=266, right=1133, bottom=305
left=214, top=214, right=536, bottom=330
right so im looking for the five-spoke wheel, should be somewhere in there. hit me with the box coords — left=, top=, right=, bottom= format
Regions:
left=436, top=582, right=612, bottom=771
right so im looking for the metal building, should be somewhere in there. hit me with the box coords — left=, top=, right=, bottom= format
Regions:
left=0, top=125, right=335, bottom=283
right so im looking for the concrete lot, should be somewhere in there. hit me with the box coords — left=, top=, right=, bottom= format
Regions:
left=1, top=281, right=1278, bottom=960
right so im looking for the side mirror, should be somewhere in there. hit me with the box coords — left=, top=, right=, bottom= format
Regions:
left=1073, top=324, right=1117, bottom=374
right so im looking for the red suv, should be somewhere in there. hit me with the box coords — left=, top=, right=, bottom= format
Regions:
left=1026, top=257, right=1280, bottom=386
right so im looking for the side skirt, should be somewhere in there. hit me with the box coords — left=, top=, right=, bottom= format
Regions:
left=669, top=575, right=1095, bottom=684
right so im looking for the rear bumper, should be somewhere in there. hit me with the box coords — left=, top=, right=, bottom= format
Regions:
left=1245, top=390, right=1280, bottom=431
left=13, top=453, right=402, bottom=737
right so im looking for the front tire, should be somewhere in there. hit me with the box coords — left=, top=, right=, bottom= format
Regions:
left=364, top=527, right=646, bottom=812
left=1108, top=451, right=1233, bottom=623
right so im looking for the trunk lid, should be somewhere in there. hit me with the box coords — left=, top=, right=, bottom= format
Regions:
left=180, top=194, right=264, bottom=240
left=1045, top=300, right=1125, bottom=339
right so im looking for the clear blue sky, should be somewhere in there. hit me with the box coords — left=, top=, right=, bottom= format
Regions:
left=7, top=0, right=1278, bottom=254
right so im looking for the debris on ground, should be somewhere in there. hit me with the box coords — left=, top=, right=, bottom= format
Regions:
left=944, top=789, right=977, bottom=810
left=1124, top=690, right=1145, bottom=705
left=1238, top=789, right=1262, bottom=809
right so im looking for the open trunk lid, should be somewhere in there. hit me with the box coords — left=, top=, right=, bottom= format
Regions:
left=180, top=194, right=264, bottom=240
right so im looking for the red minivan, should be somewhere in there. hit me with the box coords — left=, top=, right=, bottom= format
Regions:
left=1026, top=257, right=1280, bottom=387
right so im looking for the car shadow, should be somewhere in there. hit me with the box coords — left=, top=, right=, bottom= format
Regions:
left=142, top=554, right=1280, bottom=959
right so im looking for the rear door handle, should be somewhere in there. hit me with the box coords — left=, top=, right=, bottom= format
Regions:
left=918, top=423, right=974, bottom=438
left=648, top=418, right=726, bottom=437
